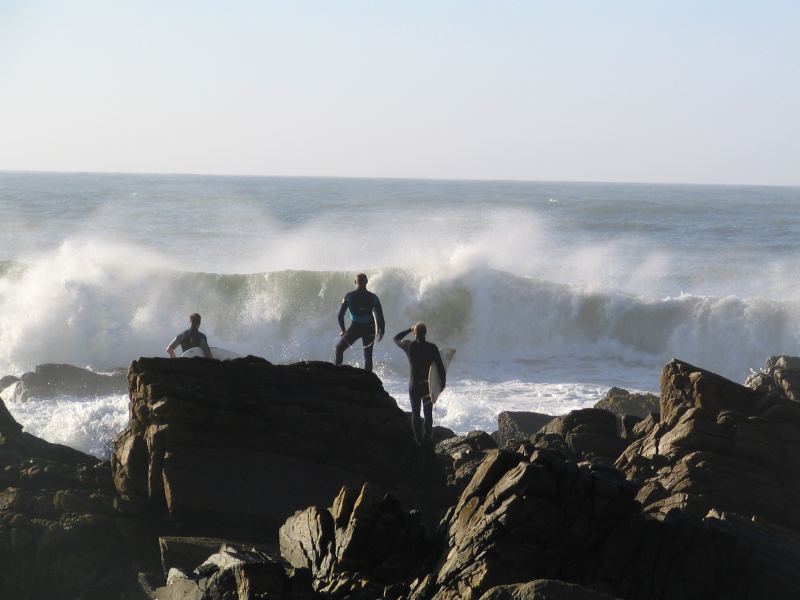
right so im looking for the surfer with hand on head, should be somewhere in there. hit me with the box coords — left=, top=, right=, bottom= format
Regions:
left=335, top=273, right=385, bottom=372
left=166, top=313, right=213, bottom=359
left=394, top=322, right=446, bottom=445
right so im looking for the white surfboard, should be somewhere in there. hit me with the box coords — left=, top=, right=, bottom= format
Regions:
left=181, top=346, right=242, bottom=360
left=429, top=347, right=456, bottom=404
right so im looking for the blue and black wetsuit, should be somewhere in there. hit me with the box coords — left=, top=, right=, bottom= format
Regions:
left=394, top=328, right=446, bottom=443
left=335, top=287, right=385, bottom=372
left=168, top=328, right=211, bottom=355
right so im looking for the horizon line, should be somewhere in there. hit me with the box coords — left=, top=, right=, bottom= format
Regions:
left=1, top=168, right=798, bottom=190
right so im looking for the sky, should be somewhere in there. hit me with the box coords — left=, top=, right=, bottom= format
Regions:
left=1, top=1, right=798, bottom=185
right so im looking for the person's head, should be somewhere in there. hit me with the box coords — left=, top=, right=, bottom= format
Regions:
left=413, top=321, right=427, bottom=339
left=189, top=313, right=201, bottom=329
left=355, top=273, right=368, bottom=288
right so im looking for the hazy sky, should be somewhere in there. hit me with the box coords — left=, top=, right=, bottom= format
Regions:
left=1, top=1, right=798, bottom=185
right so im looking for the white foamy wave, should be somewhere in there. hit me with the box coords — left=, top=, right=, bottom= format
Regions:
left=4, top=394, right=129, bottom=458
left=1, top=239, right=798, bottom=386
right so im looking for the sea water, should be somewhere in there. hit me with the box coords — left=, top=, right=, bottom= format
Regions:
left=1, top=172, right=799, bottom=457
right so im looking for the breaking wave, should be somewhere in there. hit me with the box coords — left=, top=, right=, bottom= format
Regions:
left=1, top=241, right=797, bottom=384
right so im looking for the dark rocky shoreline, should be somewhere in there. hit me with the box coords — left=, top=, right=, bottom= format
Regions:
left=0, top=355, right=799, bottom=599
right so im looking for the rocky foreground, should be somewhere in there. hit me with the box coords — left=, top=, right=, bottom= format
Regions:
left=0, top=355, right=799, bottom=599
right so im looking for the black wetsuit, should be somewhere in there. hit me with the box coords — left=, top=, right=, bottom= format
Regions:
left=394, top=328, right=446, bottom=443
left=335, top=287, right=385, bottom=372
left=168, top=328, right=211, bottom=355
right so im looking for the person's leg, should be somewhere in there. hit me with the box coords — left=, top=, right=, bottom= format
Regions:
left=335, top=327, right=360, bottom=365
left=409, top=385, right=423, bottom=443
left=422, top=396, right=433, bottom=442
left=361, top=328, right=376, bottom=372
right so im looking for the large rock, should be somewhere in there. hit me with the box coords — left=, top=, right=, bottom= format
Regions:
left=412, top=443, right=800, bottom=600
left=617, top=359, right=800, bottom=530
left=10, top=363, right=127, bottom=402
left=593, top=386, right=659, bottom=418
left=112, top=357, right=447, bottom=535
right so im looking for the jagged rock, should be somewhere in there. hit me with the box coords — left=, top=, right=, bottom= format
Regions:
left=280, top=483, right=436, bottom=597
left=594, top=387, right=659, bottom=418
left=113, top=357, right=448, bottom=535
left=411, top=436, right=800, bottom=600
left=10, top=363, right=127, bottom=402
left=418, top=448, right=638, bottom=600
left=479, top=579, right=613, bottom=599
left=434, top=431, right=498, bottom=497
left=618, top=359, right=800, bottom=531
left=746, top=355, right=800, bottom=402
left=493, top=412, right=555, bottom=448
left=538, top=408, right=627, bottom=465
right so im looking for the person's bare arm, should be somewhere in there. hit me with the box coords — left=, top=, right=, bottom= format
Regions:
left=166, top=335, right=181, bottom=358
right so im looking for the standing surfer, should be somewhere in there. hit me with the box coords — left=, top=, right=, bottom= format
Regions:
left=166, top=313, right=213, bottom=359
left=394, top=322, right=446, bottom=445
left=335, top=273, right=385, bottom=372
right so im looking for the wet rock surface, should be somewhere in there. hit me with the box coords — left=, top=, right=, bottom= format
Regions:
left=8, top=363, right=127, bottom=402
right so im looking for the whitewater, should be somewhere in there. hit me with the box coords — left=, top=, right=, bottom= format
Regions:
left=1, top=172, right=799, bottom=457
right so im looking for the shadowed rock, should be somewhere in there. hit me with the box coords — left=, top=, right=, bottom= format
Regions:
left=10, top=363, right=127, bottom=402
left=280, top=483, right=436, bottom=598
left=618, top=359, right=800, bottom=530
left=112, top=357, right=448, bottom=536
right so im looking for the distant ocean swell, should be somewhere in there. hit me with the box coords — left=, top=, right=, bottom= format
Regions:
left=1, top=254, right=796, bottom=383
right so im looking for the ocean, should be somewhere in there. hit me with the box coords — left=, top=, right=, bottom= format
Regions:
left=1, top=171, right=798, bottom=458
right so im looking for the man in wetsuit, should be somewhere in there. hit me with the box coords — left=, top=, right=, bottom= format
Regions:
left=335, top=273, right=385, bottom=372
left=394, top=322, right=446, bottom=444
left=166, top=313, right=213, bottom=359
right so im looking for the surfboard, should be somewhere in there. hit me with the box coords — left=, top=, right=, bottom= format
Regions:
left=429, top=347, right=456, bottom=404
left=181, top=346, right=242, bottom=360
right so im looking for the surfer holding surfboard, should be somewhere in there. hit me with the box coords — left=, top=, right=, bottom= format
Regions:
left=334, top=273, right=385, bottom=372
left=166, top=313, right=213, bottom=359
left=394, top=322, right=450, bottom=445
